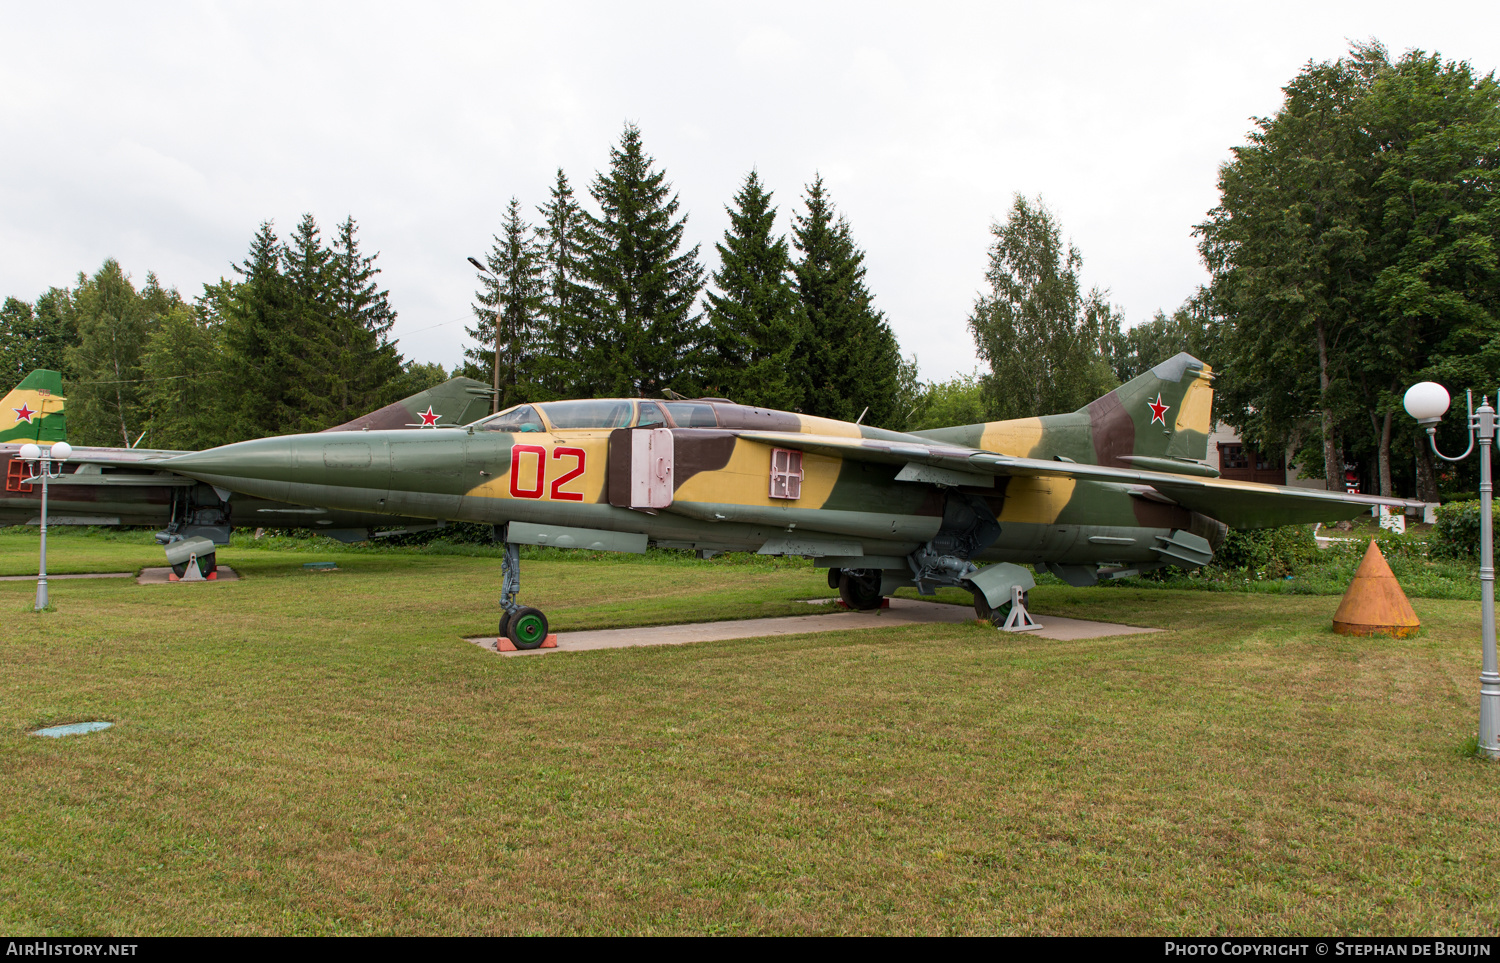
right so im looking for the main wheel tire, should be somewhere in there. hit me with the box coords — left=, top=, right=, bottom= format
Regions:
left=838, top=569, right=884, bottom=611
left=498, top=611, right=512, bottom=639
left=171, top=553, right=216, bottom=579
left=975, top=590, right=1029, bottom=626
left=827, top=567, right=841, bottom=590
left=506, top=607, right=549, bottom=650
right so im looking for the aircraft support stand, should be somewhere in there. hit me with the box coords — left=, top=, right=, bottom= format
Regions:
left=999, top=584, right=1041, bottom=632
left=497, top=528, right=551, bottom=650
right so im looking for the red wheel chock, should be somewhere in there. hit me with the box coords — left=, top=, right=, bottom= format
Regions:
left=495, top=634, right=558, bottom=652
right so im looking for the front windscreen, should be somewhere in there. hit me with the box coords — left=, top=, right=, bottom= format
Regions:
left=473, top=405, right=544, bottom=432
left=539, top=400, right=635, bottom=429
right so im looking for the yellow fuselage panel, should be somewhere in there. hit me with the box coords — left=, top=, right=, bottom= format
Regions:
left=672, top=438, right=842, bottom=508
left=467, top=432, right=610, bottom=503
left=996, top=475, right=1078, bottom=525
left=979, top=417, right=1045, bottom=457
left=797, top=414, right=864, bottom=439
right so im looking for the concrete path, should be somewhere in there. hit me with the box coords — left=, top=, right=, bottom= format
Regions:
left=137, top=566, right=239, bottom=585
left=0, top=572, right=134, bottom=582
left=467, top=597, right=1160, bottom=657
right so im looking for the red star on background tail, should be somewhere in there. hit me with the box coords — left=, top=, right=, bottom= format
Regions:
left=419, top=406, right=439, bottom=427
left=12, top=403, right=36, bottom=424
left=1147, top=394, right=1170, bottom=426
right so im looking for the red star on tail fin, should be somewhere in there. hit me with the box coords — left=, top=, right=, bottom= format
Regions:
left=1147, top=394, right=1170, bottom=426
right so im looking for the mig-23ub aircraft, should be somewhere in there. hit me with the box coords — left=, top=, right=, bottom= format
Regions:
left=138, top=353, right=1422, bottom=648
left=1, top=370, right=499, bottom=576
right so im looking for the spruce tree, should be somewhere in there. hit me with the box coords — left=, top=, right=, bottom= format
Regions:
left=465, top=198, right=545, bottom=410
left=219, top=221, right=299, bottom=438
left=582, top=124, right=705, bottom=397
left=141, top=302, right=228, bottom=450
left=282, top=214, right=340, bottom=430
left=330, top=216, right=404, bottom=416
left=535, top=169, right=592, bottom=397
left=791, top=177, right=901, bottom=426
left=703, top=170, right=804, bottom=409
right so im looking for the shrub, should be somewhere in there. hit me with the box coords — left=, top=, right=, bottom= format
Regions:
left=1213, top=525, right=1319, bottom=576
left=1430, top=500, right=1500, bottom=559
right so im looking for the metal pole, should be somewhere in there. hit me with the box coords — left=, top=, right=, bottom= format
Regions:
left=1479, top=399, right=1500, bottom=758
left=36, top=454, right=49, bottom=611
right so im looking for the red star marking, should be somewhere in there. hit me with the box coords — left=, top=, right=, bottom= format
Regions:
left=419, top=406, right=439, bottom=427
left=13, top=403, right=36, bottom=424
left=1147, top=394, right=1170, bottom=426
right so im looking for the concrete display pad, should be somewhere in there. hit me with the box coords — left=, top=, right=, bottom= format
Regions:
left=466, top=597, right=1160, bottom=657
left=137, top=566, right=239, bottom=585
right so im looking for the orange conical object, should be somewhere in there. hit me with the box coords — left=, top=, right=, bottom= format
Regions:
left=1332, top=540, right=1421, bottom=637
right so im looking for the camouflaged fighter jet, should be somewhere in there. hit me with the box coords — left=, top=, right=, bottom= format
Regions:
left=1, top=372, right=499, bottom=576
left=142, top=353, right=1421, bottom=648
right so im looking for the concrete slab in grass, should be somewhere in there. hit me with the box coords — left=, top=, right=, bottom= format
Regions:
left=137, top=566, right=239, bottom=585
left=466, top=597, right=1160, bottom=656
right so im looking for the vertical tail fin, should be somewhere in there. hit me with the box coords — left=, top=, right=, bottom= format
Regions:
left=1081, top=353, right=1215, bottom=468
left=914, top=353, right=1216, bottom=470
left=1, top=370, right=67, bottom=445
left=323, top=376, right=498, bottom=432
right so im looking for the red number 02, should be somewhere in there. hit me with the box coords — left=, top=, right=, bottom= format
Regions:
left=550, top=447, right=586, bottom=501
left=509, top=445, right=547, bottom=498
left=508, top=445, right=587, bottom=500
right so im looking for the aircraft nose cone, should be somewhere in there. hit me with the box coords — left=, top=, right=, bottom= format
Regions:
left=163, top=436, right=298, bottom=483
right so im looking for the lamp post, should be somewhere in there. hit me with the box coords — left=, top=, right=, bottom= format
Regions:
left=18, top=441, right=71, bottom=611
left=1404, top=382, right=1500, bottom=760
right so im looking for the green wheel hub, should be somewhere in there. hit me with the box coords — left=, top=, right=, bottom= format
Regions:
left=506, top=606, right=550, bottom=650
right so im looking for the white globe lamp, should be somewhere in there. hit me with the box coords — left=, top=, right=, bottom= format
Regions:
left=51, top=442, right=72, bottom=461
left=19, top=443, right=40, bottom=462
left=1403, top=382, right=1451, bottom=425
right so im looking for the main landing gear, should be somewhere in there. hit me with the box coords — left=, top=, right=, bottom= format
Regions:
left=834, top=568, right=885, bottom=610
left=498, top=535, right=550, bottom=649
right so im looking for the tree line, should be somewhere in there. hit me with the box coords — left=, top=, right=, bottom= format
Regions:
left=1202, top=42, right=1500, bottom=501
left=919, top=41, right=1499, bottom=503
left=0, top=216, right=424, bottom=449
left=464, top=123, right=902, bottom=427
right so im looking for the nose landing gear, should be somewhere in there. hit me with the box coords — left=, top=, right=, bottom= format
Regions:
left=498, top=535, right=551, bottom=650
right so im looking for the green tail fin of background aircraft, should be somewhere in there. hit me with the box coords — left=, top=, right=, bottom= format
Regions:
left=324, top=375, right=497, bottom=432
left=1, top=370, right=67, bottom=445
left=914, top=353, right=1217, bottom=472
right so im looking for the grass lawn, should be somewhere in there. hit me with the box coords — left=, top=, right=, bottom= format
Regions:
left=1, top=530, right=1496, bottom=935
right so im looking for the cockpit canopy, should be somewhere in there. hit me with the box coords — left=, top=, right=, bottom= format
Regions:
left=469, top=398, right=721, bottom=432
left=467, top=397, right=803, bottom=432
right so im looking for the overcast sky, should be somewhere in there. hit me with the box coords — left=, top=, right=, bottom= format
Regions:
left=4, top=1, right=1498, bottom=384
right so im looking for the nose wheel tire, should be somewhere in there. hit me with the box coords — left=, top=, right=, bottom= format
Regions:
left=498, top=611, right=511, bottom=639
left=506, top=607, right=550, bottom=650
left=838, top=569, right=885, bottom=611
